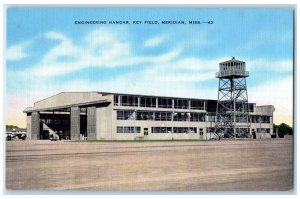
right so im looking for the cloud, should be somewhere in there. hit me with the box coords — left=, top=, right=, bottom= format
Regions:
left=6, top=41, right=31, bottom=61
left=246, top=58, right=293, bottom=73
left=143, top=34, right=167, bottom=48
left=45, top=31, right=69, bottom=41
left=23, top=29, right=184, bottom=78
left=248, top=76, right=293, bottom=126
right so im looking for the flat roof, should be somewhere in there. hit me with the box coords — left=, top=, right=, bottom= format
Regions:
left=24, top=91, right=262, bottom=113
left=98, top=91, right=216, bottom=101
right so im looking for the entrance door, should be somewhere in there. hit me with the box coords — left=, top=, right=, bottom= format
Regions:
left=252, top=129, right=256, bottom=139
left=199, top=128, right=204, bottom=139
left=144, top=128, right=148, bottom=136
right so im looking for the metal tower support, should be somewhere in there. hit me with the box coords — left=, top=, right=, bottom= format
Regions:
left=214, top=58, right=250, bottom=139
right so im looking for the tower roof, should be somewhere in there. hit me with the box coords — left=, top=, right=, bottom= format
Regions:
left=219, top=57, right=245, bottom=65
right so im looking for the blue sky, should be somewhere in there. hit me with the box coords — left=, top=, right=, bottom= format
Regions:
left=5, top=7, right=294, bottom=127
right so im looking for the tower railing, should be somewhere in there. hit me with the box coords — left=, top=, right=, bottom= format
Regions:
left=215, top=70, right=249, bottom=78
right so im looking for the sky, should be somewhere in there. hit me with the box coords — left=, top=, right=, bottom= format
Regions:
left=5, top=7, right=294, bottom=128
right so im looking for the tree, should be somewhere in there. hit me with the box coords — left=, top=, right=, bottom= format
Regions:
left=273, top=123, right=293, bottom=138
left=6, top=125, right=19, bottom=129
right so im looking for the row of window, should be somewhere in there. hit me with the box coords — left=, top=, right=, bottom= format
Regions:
left=114, top=95, right=205, bottom=110
left=151, top=127, right=199, bottom=133
left=174, top=127, right=197, bottom=133
left=116, top=110, right=269, bottom=123
left=116, top=126, right=141, bottom=133
left=250, top=116, right=271, bottom=123
left=214, top=115, right=271, bottom=123
left=117, top=110, right=206, bottom=122
left=152, top=127, right=198, bottom=134
left=220, top=62, right=245, bottom=67
left=115, top=127, right=271, bottom=134
left=116, top=126, right=200, bottom=134
left=152, top=127, right=172, bottom=133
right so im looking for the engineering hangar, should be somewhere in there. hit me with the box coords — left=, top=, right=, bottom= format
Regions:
left=23, top=58, right=275, bottom=140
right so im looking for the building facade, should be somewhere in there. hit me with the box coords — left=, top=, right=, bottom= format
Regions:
left=24, top=92, right=275, bottom=140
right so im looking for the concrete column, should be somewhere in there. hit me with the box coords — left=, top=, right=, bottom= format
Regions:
left=26, top=113, right=32, bottom=140
left=70, top=106, right=80, bottom=140
left=31, top=111, right=40, bottom=140
left=172, top=99, right=174, bottom=109
left=87, top=106, right=97, bottom=140
left=118, top=95, right=121, bottom=106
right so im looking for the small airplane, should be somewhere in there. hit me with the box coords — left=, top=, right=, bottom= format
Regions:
left=6, top=128, right=27, bottom=141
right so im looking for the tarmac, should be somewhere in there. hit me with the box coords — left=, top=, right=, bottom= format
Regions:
left=5, top=139, right=293, bottom=191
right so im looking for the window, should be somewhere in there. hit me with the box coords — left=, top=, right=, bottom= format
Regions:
left=167, top=113, right=172, bottom=121
left=117, top=126, right=141, bottom=133
left=117, top=127, right=123, bottom=133
left=117, top=111, right=136, bottom=120
left=152, top=127, right=160, bottom=133
left=158, top=98, right=172, bottom=108
left=120, top=95, right=138, bottom=106
left=174, top=99, right=189, bottom=109
left=199, top=114, right=205, bottom=122
left=140, top=97, right=145, bottom=107
left=206, top=114, right=215, bottom=122
left=182, top=100, right=188, bottom=109
left=155, top=112, right=161, bottom=121
left=140, top=97, right=156, bottom=107
left=154, top=112, right=172, bottom=121
left=137, top=111, right=154, bottom=120
left=192, top=113, right=198, bottom=121
left=114, top=95, right=119, bottom=106
left=128, top=96, right=138, bottom=106
left=117, top=111, right=124, bottom=120
left=248, top=104, right=254, bottom=112
left=173, top=112, right=189, bottom=121
left=124, top=127, right=130, bottom=133
left=191, top=100, right=205, bottom=110
left=189, top=127, right=197, bottom=133
left=151, top=127, right=172, bottom=133
left=250, top=115, right=271, bottom=123
left=124, top=111, right=131, bottom=120
left=161, top=112, right=167, bottom=121
left=174, top=127, right=182, bottom=133
left=121, top=95, right=129, bottom=106
left=136, top=127, right=141, bottom=133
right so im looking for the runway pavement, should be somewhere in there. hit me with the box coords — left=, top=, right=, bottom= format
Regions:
left=5, top=139, right=293, bottom=191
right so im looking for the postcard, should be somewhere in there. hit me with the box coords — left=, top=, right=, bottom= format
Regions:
left=5, top=6, right=294, bottom=193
